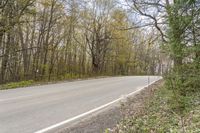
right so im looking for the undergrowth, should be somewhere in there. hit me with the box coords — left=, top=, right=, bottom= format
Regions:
left=107, top=86, right=200, bottom=133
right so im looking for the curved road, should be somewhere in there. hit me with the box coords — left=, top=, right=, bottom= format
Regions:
left=0, top=76, right=161, bottom=133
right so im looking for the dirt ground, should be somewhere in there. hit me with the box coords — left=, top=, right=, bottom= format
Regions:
left=57, top=80, right=164, bottom=133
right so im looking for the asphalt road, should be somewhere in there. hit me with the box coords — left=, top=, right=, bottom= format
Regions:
left=0, top=76, right=161, bottom=133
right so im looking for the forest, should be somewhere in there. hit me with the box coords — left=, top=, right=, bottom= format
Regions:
left=0, top=0, right=163, bottom=84
left=110, top=0, right=200, bottom=132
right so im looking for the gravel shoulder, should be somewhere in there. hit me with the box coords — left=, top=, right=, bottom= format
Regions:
left=57, top=80, right=164, bottom=133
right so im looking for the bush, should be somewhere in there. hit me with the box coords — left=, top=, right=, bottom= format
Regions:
left=164, top=63, right=200, bottom=115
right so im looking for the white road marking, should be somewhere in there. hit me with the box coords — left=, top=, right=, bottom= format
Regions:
left=35, top=78, right=161, bottom=133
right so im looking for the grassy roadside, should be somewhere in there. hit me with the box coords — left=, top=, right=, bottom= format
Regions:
left=0, top=80, right=35, bottom=90
left=0, top=77, right=91, bottom=90
left=0, top=75, right=114, bottom=90
left=107, top=82, right=200, bottom=133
